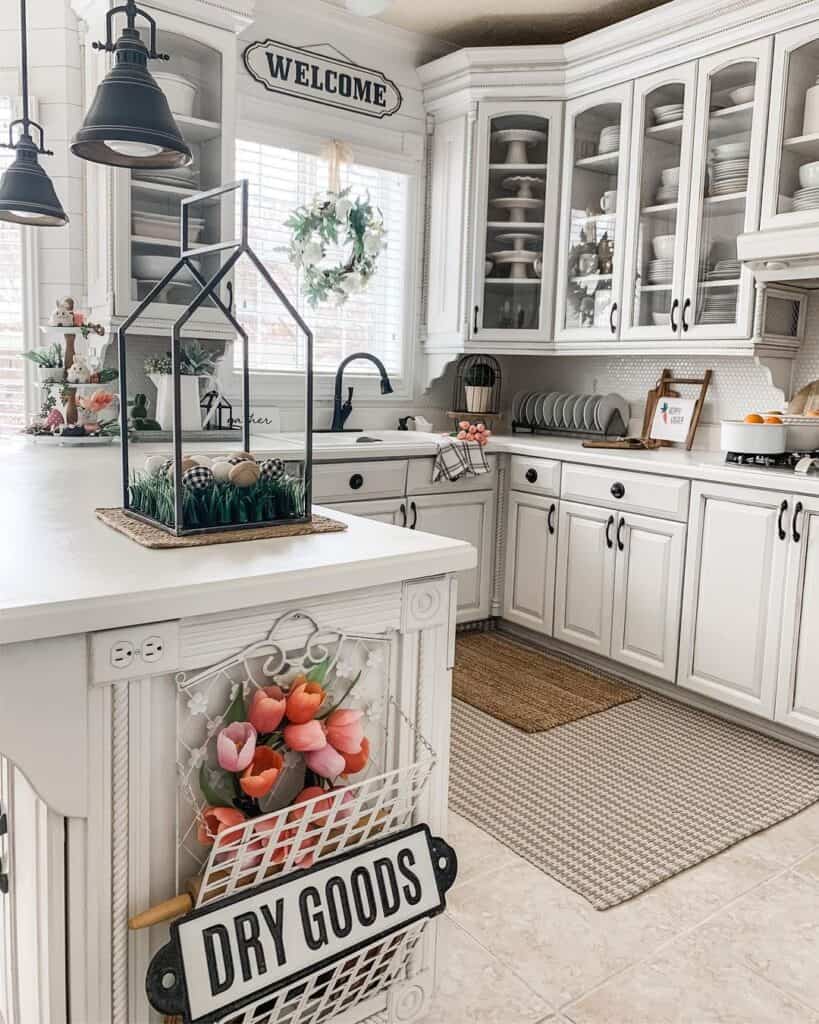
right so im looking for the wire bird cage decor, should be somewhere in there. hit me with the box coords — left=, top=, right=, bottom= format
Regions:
left=117, top=179, right=313, bottom=536
left=452, top=354, right=502, bottom=416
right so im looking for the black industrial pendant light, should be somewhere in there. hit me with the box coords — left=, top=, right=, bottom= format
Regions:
left=71, top=0, right=192, bottom=169
left=0, top=0, right=68, bottom=226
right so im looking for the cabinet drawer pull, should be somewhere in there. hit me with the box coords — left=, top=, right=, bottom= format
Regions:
left=473, top=305, right=480, bottom=334
left=670, top=297, right=679, bottom=333
left=349, top=473, right=364, bottom=490
left=778, top=499, right=788, bottom=540
left=610, top=481, right=625, bottom=499
left=617, top=516, right=625, bottom=551
left=548, top=503, right=556, bottom=535
left=525, top=468, right=538, bottom=483
left=400, top=503, right=407, bottom=528
left=681, top=297, right=691, bottom=332
left=410, top=501, right=418, bottom=529
left=609, top=302, right=618, bottom=335
left=793, top=501, right=803, bottom=543
left=605, top=513, right=615, bottom=549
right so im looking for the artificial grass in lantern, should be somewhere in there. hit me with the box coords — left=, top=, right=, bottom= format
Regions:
left=128, top=470, right=306, bottom=530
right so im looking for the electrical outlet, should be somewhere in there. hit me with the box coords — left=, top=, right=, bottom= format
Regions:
left=90, top=621, right=180, bottom=684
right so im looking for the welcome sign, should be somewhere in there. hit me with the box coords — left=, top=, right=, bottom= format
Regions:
left=243, top=39, right=403, bottom=119
left=145, top=825, right=456, bottom=1022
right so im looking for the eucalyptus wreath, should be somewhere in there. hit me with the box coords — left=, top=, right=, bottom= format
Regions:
left=285, top=188, right=386, bottom=307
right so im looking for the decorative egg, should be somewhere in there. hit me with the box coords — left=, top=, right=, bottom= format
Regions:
left=181, top=465, right=214, bottom=491
left=212, top=460, right=232, bottom=483
left=229, top=450, right=255, bottom=464
left=144, top=454, right=166, bottom=477
left=229, top=460, right=261, bottom=488
left=165, top=456, right=198, bottom=478
left=192, top=455, right=213, bottom=468
left=259, top=457, right=285, bottom=481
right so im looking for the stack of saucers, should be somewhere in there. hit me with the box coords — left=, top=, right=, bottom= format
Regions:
left=647, top=259, right=674, bottom=284
left=598, top=124, right=621, bottom=154
left=709, top=143, right=750, bottom=196
left=652, top=102, right=684, bottom=125
left=792, top=186, right=819, bottom=212
left=699, top=292, right=737, bottom=324
left=706, top=258, right=741, bottom=281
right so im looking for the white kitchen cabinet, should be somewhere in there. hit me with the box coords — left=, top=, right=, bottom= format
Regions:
left=555, top=82, right=633, bottom=341
left=503, top=492, right=558, bottom=634
left=679, top=481, right=790, bottom=717
left=553, top=501, right=616, bottom=655
left=327, top=498, right=408, bottom=527
left=611, top=512, right=686, bottom=682
left=409, top=490, right=496, bottom=621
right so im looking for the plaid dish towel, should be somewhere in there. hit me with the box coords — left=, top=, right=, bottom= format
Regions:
left=432, top=438, right=490, bottom=483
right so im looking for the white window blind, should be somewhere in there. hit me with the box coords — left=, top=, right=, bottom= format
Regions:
left=234, top=139, right=408, bottom=377
left=0, top=97, right=25, bottom=431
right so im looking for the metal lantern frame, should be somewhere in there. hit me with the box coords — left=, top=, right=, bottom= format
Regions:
left=117, top=179, right=314, bottom=536
left=452, top=354, right=502, bottom=415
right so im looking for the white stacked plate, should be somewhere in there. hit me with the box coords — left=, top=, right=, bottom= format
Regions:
left=792, top=186, right=819, bottom=211
left=652, top=103, right=684, bottom=125
left=598, top=124, right=621, bottom=154
left=699, top=293, right=736, bottom=322
left=647, top=259, right=674, bottom=283
left=133, top=167, right=200, bottom=190
left=655, top=185, right=679, bottom=204
left=511, top=390, right=629, bottom=435
left=709, top=158, right=749, bottom=196
left=706, top=259, right=741, bottom=281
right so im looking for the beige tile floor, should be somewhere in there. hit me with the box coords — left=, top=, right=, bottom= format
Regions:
left=421, top=802, right=819, bottom=1024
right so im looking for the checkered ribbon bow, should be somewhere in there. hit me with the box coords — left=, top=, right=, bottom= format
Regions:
left=432, top=438, right=490, bottom=483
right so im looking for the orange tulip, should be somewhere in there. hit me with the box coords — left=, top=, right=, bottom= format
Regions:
left=285, top=677, right=325, bottom=724
left=248, top=686, right=286, bottom=734
left=197, top=805, right=245, bottom=846
left=341, top=736, right=370, bottom=777
left=239, top=747, right=284, bottom=798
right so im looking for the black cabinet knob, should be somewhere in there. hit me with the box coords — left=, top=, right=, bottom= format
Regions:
left=349, top=473, right=364, bottom=490
left=0, top=872, right=8, bottom=895
left=610, top=481, right=625, bottom=499
left=525, top=468, right=538, bottom=483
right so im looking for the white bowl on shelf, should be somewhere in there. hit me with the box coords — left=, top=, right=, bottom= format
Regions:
left=152, top=72, right=198, bottom=117
left=728, top=85, right=755, bottom=106
left=712, top=142, right=751, bottom=160
left=132, top=253, right=198, bottom=280
left=786, top=420, right=819, bottom=451
left=661, top=166, right=680, bottom=186
left=798, top=161, right=819, bottom=188
left=720, top=420, right=786, bottom=455
left=132, top=211, right=205, bottom=241
left=652, top=234, right=676, bottom=259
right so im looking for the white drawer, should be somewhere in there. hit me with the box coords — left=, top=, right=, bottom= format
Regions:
left=406, top=454, right=497, bottom=495
left=312, top=460, right=408, bottom=503
left=561, top=463, right=689, bottom=522
left=509, top=455, right=561, bottom=496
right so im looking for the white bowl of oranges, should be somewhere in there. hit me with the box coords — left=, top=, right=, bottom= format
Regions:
left=721, top=413, right=786, bottom=454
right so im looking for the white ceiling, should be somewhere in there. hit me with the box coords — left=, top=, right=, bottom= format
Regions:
left=360, top=0, right=670, bottom=46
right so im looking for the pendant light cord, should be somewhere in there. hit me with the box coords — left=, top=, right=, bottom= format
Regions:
left=19, top=0, right=29, bottom=127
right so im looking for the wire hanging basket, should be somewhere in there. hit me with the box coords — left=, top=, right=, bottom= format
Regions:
left=451, top=354, right=502, bottom=417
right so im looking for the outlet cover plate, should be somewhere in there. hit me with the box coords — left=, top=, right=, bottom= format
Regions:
left=89, top=620, right=181, bottom=684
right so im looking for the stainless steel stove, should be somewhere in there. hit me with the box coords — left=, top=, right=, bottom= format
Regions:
left=725, top=450, right=819, bottom=468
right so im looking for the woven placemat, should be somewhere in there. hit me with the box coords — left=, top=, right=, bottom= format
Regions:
left=95, top=507, right=347, bottom=548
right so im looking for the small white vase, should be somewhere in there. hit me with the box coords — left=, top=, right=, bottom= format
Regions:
left=805, top=81, right=819, bottom=136
left=149, top=373, right=206, bottom=431
left=36, top=366, right=64, bottom=384
left=464, top=385, right=493, bottom=414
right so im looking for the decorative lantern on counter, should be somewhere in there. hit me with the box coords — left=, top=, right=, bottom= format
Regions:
left=452, top=354, right=502, bottom=416
left=117, top=179, right=313, bottom=536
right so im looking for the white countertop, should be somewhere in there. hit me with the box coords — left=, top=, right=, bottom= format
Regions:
left=0, top=440, right=476, bottom=645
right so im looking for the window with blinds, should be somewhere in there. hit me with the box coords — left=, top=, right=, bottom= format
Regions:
left=0, top=97, right=25, bottom=431
left=234, top=139, right=408, bottom=377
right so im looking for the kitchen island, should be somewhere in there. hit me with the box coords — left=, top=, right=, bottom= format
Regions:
left=0, top=439, right=475, bottom=1024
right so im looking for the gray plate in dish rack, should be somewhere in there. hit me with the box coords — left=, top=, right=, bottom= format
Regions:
left=541, top=392, right=559, bottom=425
left=574, top=396, right=588, bottom=430
left=523, top=393, right=540, bottom=426
left=512, top=391, right=529, bottom=422
left=596, top=393, right=629, bottom=434
left=562, top=394, right=580, bottom=429
left=552, top=393, right=569, bottom=428
left=534, top=393, right=550, bottom=428
left=583, top=395, right=598, bottom=431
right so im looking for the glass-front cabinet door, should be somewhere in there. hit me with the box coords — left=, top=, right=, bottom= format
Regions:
left=682, top=40, right=771, bottom=339
left=470, top=100, right=562, bottom=342
left=621, top=66, right=697, bottom=340
left=761, top=23, right=819, bottom=230
left=555, top=83, right=633, bottom=341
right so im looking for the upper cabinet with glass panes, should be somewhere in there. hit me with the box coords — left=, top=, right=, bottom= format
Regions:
left=469, top=101, right=562, bottom=343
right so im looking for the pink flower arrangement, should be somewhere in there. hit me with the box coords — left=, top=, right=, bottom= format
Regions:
left=456, top=420, right=491, bottom=446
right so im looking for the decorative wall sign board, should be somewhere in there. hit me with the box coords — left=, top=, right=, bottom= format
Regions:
left=145, top=824, right=456, bottom=1023
left=243, top=40, right=402, bottom=119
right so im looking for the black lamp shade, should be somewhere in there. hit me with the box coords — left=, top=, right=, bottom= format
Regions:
left=71, top=28, right=192, bottom=169
left=0, top=132, right=68, bottom=226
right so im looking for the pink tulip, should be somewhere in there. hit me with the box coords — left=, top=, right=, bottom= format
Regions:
left=197, top=805, right=245, bottom=847
left=216, top=721, right=257, bottom=772
left=305, top=743, right=346, bottom=779
left=248, top=686, right=286, bottom=734
left=284, top=718, right=326, bottom=752
left=325, top=708, right=365, bottom=754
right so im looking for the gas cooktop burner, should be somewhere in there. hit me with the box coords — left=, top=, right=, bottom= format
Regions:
left=725, top=450, right=819, bottom=468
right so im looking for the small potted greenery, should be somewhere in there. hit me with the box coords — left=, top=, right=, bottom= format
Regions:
left=464, top=361, right=496, bottom=414
left=24, top=343, right=64, bottom=384
left=145, top=342, right=219, bottom=431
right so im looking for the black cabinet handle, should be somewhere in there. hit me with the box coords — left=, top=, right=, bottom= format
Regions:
left=610, top=481, right=625, bottom=499
left=617, top=516, right=625, bottom=551
left=547, top=503, right=556, bottom=535
left=681, top=297, right=691, bottom=332
left=410, top=501, right=417, bottom=529
left=473, top=305, right=479, bottom=334
left=605, top=513, right=615, bottom=549
left=778, top=499, right=788, bottom=540
left=525, top=468, right=538, bottom=483
left=670, top=298, right=679, bottom=333
left=400, top=503, right=407, bottom=528
left=349, top=473, right=364, bottom=490
left=609, top=302, right=618, bottom=335
left=793, top=501, right=803, bottom=543
left=0, top=871, right=7, bottom=896
left=0, top=813, right=6, bottom=837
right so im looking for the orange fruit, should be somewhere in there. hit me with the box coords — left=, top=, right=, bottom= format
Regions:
left=806, top=410, right=819, bottom=418
left=763, top=416, right=783, bottom=424
left=744, top=413, right=765, bottom=424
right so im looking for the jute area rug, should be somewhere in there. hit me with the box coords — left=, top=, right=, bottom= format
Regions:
left=453, top=631, right=639, bottom=732
left=450, top=675, right=819, bottom=909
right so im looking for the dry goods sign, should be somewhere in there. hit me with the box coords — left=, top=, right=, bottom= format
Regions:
left=145, top=824, right=456, bottom=1023
left=243, top=39, right=403, bottom=119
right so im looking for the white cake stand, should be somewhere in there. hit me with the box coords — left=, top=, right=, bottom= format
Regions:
left=491, top=129, right=547, bottom=165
